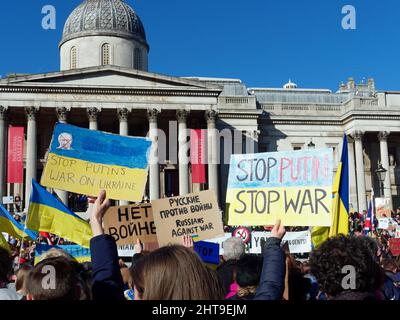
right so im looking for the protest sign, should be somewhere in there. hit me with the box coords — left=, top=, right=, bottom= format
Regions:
left=375, top=197, right=392, bottom=218
left=226, top=149, right=333, bottom=226
left=389, top=238, right=400, bottom=256
left=152, top=190, right=224, bottom=246
left=250, top=231, right=312, bottom=254
left=232, top=227, right=251, bottom=244
left=2, top=196, right=13, bottom=205
left=194, top=241, right=220, bottom=265
left=378, top=218, right=390, bottom=230
left=34, top=244, right=91, bottom=264
left=41, top=123, right=152, bottom=202
left=104, top=203, right=158, bottom=246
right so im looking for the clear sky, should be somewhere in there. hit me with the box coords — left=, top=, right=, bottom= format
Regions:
left=0, top=0, right=399, bottom=91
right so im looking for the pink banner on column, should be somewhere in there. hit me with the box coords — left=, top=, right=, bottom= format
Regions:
left=191, top=129, right=206, bottom=184
left=7, top=126, right=24, bottom=183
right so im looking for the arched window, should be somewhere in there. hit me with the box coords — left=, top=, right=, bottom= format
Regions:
left=102, top=43, right=111, bottom=65
left=70, top=47, right=77, bottom=69
left=134, top=47, right=141, bottom=69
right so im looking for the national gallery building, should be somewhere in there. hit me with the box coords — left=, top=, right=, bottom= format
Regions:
left=0, top=0, right=399, bottom=213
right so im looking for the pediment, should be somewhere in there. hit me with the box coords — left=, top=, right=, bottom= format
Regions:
left=0, top=65, right=222, bottom=93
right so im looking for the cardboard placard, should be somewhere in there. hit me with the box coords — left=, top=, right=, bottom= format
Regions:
left=152, top=190, right=224, bottom=246
left=375, top=197, right=392, bottom=218
left=226, top=149, right=333, bottom=226
left=41, top=123, right=152, bottom=202
left=194, top=241, right=220, bottom=265
left=104, top=203, right=158, bottom=246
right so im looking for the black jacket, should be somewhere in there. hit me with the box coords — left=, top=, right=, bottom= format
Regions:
left=90, top=234, right=125, bottom=301
left=254, top=237, right=285, bottom=300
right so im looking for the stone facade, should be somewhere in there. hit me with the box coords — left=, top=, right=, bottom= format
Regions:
left=1, top=1, right=400, bottom=214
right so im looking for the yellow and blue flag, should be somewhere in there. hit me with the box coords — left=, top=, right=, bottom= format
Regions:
left=0, top=233, right=10, bottom=252
left=0, top=205, right=37, bottom=240
left=27, top=180, right=93, bottom=248
left=312, top=135, right=349, bottom=247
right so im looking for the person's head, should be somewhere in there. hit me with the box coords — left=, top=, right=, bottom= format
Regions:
left=381, top=259, right=398, bottom=273
left=222, top=237, right=245, bottom=261
left=235, top=255, right=263, bottom=295
left=39, top=248, right=73, bottom=262
left=130, top=245, right=224, bottom=300
left=310, top=235, right=382, bottom=298
left=15, top=264, right=33, bottom=295
left=0, top=247, right=12, bottom=283
left=26, top=257, right=81, bottom=300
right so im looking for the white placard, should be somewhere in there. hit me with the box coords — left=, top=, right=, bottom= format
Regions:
left=2, top=196, right=14, bottom=205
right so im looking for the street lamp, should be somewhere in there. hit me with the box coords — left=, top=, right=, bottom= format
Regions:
left=307, top=139, right=315, bottom=149
left=375, top=163, right=387, bottom=197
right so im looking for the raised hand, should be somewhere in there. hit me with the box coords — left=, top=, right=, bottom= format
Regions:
left=270, top=219, right=286, bottom=240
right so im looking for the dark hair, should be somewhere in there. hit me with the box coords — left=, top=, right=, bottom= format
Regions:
left=235, top=255, right=263, bottom=288
left=0, top=247, right=12, bottom=283
left=310, top=235, right=383, bottom=297
left=26, top=257, right=80, bottom=300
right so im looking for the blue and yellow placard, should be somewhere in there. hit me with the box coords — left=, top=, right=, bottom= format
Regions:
left=34, top=244, right=91, bottom=265
left=194, top=241, right=220, bottom=265
left=41, top=123, right=152, bottom=202
left=226, top=149, right=333, bottom=227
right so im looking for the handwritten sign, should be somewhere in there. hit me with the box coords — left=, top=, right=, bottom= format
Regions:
left=250, top=231, right=312, bottom=254
left=34, top=244, right=91, bottom=264
left=152, top=190, right=224, bottom=246
left=104, top=203, right=158, bottom=246
left=375, top=197, right=392, bottom=218
left=194, top=241, right=220, bottom=265
left=378, top=218, right=390, bottom=230
left=41, top=123, right=152, bottom=202
left=226, top=149, right=333, bottom=226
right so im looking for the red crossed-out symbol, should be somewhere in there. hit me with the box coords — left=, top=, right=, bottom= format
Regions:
left=232, top=227, right=251, bottom=244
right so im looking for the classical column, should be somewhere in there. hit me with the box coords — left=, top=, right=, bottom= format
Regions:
left=148, top=109, right=160, bottom=200
left=25, top=107, right=38, bottom=209
left=87, top=107, right=99, bottom=130
left=205, top=110, right=219, bottom=202
left=177, top=110, right=190, bottom=196
left=378, top=131, right=393, bottom=209
left=54, top=107, right=69, bottom=206
left=118, top=108, right=130, bottom=205
left=0, top=106, right=7, bottom=203
left=347, top=136, right=358, bottom=212
left=353, top=131, right=367, bottom=212
left=118, top=108, right=129, bottom=136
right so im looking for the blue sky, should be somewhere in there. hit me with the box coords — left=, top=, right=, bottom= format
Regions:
left=0, top=0, right=399, bottom=91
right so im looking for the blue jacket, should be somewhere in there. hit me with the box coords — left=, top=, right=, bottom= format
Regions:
left=254, top=237, right=286, bottom=300
left=90, top=234, right=125, bottom=301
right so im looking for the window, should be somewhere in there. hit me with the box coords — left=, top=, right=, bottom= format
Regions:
left=70, top=47, right=77, bottom=69
left=134, top=47, right=141, bottom=69
left=101, top=43, right=110, bottom=65
left=292, top=143, right=304, bottom=151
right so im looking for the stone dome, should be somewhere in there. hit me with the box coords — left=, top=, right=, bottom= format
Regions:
left=60, top=0, right=148, bottom=49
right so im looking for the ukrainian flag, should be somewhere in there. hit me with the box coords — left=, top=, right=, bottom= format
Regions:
left=312, top=135, right=349, bottom=247
left=0, top=205, right=37, bottom=240
left=27, top=180, right=93, bottom=248
left=0, top=233, right=10, bottom=252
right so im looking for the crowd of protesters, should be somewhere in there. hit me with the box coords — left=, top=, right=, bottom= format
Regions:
left=1, top=190, right=400, bottom=301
